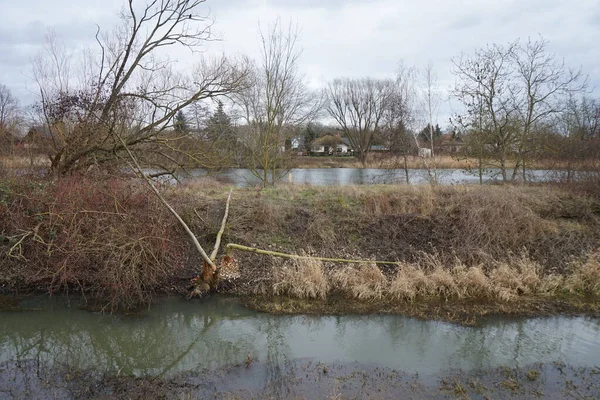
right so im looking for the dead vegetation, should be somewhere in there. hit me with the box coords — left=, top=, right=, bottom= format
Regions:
left=260, top=251, right=600, bottom=303
left=272, top=257, right=329, bottom=299
left=2, top=177, right=599, bottom=310
left=566, top=250, right=600, bottom=296
left=330, top=263, right=387, bottom=300
left=0, top=176, right=185, bottom=309
left=218, top=183, right=599, bottom=287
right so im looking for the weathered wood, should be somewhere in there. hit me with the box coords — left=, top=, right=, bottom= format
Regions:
left=210, top=189, right=233, bottom=262
left=225, top=243, right=398, bottom=265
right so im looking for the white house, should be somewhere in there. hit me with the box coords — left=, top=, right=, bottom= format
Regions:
left=418, top=148, right=432, bottom=158
left=336, top=143, right=350, bottom=153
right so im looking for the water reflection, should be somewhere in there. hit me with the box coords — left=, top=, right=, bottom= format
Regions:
left=1, top=297, right=599, bottom=378
left=184, top=168, right=570, bottom=187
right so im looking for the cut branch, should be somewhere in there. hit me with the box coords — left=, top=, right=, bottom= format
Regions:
left=225, top=243, right=398, bottom=265
left=113, top=130, right=217, bottom=271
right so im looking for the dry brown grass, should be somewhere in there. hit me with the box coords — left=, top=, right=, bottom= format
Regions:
left=390, top=260, right=495, bottom=301
left=271, top=184, right=597, bottom=271
left=263, top=252, right=595, bottom=303
left=566, top=251, right=600, bottom=296
left=223, top=183, right=598, bottom=304
left=389, top=263, right=433, bottom=301
left=330, top=263, right=388, bottom=300
left=272, top=257, right=330, bottom=299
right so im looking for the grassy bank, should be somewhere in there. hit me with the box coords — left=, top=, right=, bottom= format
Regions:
left=291, top=154, right=476, bottom=169
left=1, top=175, right=600, bottom=317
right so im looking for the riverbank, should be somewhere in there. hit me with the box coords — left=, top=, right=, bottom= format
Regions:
left=1, top=176, right=599, bottom=320
left=4, top=153, right=598, bottom=172
left=243, top=295, right=600, bottom=325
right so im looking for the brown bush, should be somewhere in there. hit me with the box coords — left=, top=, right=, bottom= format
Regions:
left=0, top=176, right=184, bottom=310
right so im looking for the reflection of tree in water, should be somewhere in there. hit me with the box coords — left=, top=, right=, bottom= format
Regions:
left=0, top=298, right=259, bottom=377
left=450, top=318, right=581, bottom=371
left=2, top=299, right=600, bottom=388
left=259, top=316, right=295, bottom=398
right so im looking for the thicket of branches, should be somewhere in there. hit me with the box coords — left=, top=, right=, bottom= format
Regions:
left=30, top=0, right=248, bottom=176
left=452, top=37, right=595, bottom=182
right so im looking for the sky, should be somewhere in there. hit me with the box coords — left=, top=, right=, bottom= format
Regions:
left=1, top=0, right=599, bottom=128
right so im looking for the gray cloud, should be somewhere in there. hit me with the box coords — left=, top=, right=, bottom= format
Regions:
left=0, top=0, right=598, bottom=125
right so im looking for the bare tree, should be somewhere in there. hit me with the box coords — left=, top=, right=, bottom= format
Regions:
left=233, top=20, right=322, bottom=187
left=381, top=63, right=417, bottom=183
left=452, top=37, right=587, bottom=182
left=33, top=0, right=248, bottom=176
left=0, top=84, right=21, bottom=155
left=555, top=95, right=600, bottom=181
left=452, top=41, right=520, bottom=181
left=326, top=77, right=394, bottom=166
left=511, top=37, right=587, bottom=181
left=28, top=0, right=252, bottom=292
left=420, top=62, right=440, bottom=156
left=417, top=62, right=441, bottom=183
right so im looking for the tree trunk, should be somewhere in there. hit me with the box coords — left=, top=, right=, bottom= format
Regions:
left=359, top=149, right=368, bottom=167
left=403, top=154, right=410, bottom=184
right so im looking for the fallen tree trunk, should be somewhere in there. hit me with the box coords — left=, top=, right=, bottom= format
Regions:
left=114, top=131, right=217, bottom=272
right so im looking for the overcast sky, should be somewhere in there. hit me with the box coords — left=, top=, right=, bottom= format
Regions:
left=1, top=0, right=598, bottom=127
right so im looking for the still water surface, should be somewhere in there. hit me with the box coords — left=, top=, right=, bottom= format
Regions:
left=186, top=168, right=563, bottom=186
left=1, top=296, right=599, bottom=378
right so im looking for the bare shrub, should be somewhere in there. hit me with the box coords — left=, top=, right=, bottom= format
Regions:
left=272, top=257, right=329, bottom=299
left=0, top=176, right=184, bottom=310
left=330, top=263, right=388, bottom=300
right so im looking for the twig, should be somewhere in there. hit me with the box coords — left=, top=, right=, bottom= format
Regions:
left=7, top=232, right=32, bottom=260
left=193, top=209, right=207, bottom=225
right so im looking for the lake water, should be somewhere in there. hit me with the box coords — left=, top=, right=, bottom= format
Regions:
left=1, top=296, right=599, bottom=378
left=185, top=168, right=565, bottom=187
